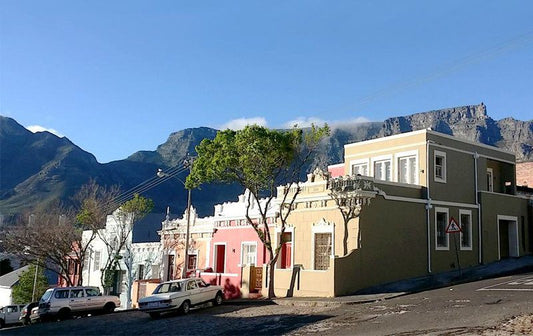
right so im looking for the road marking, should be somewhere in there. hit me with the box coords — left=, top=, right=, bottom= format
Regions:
left=478, top=275, right=533, bottom=291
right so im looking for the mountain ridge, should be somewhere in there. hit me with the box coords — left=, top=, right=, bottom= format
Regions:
left=1, top=103, right=531, bottom=220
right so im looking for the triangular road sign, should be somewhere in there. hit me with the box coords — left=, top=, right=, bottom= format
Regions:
left=446, top=217, right=462, bottom=233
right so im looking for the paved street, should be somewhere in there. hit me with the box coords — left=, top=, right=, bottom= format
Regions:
left=3, top=273, right=533, bottom=335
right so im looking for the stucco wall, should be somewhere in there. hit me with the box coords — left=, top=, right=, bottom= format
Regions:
left=479, top=192, right=531, bottom=263
left=333, top=194, right=428, bottom=295
left=0, top=287, right=12, bottom=307
left=343, top=130, right=427, bottom=187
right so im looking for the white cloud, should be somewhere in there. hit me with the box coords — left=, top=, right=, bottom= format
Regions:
left=283, top=117, right=327, bottom=129
left=282, top=116, right=371, bottom=129
left=218, top=117, right=268, bottom=130
left=26, top=125, right=65, bottom=138
left=330, top=116, right=371, bottom=129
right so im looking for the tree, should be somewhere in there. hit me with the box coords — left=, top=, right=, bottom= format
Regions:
left=2, top=181, right=120, bottom=287
left=3, top=205, right=82, bottom=286
left=75, top=180, right=121, bottom=285
left=12, top=264, right=49, bottom=304
left=328, top=175, right=376, bottom=255
left=97, top=193, right=153, bottom=307
left=186, top=124, right=330, bottom=298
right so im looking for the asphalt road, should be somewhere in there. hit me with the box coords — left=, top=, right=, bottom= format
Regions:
left=292, top=273, right=533, bottom=335
left=3, top=273, right=533, bottom=335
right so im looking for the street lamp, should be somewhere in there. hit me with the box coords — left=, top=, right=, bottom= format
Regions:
left=157, top=155, right=195, bottom=279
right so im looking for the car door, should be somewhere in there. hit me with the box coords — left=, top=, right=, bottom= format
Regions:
left=195, top=279, right=214, bottom=302
left=5, top=305, right=20, bottom=324
left=84, top=287, right=104, bottom=310
left=69, top=289, right=88, bottom=312
left=186, top=280, right=201, bottom=305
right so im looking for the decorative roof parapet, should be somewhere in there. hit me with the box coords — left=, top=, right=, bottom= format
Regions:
left=328, top=175, right=378, bottom=206
left=328, top=175, right=376, bottom=193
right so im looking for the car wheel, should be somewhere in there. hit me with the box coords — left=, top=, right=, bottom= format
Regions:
left=57, top=308, right=71, bottom=321
left=213, top=292, right=223, bottom=306
left=149, top=312, right=160, bottom=319
left=103, top=302, right=116, bottom=314
left=0, top=318, right=5, bottom=329
left=180, top=300, right=191, bottom=315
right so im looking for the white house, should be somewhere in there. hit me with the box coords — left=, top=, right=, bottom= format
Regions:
left=0, top=266, right=29, bottom=307
left=81, top=212, right=166, bottom=309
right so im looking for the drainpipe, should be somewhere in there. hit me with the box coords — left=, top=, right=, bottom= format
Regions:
left=474, top=152, right=482, bottom=264
left=425, top=140, right=432, bottom=274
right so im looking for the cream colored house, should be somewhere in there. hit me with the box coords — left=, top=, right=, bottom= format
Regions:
left=159, top=207, right=214, bottom=281
left=267, top=128, right=532, bottom=297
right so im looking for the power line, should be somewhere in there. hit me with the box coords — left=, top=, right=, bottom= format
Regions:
left=100, top=165, right=189, bottom=214
left=343, top=30, right=533, bottom=114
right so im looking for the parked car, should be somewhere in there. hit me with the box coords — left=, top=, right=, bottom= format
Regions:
left=29, top=306, right=39, bottom=324
left=19, top=302, right=38, bottom=325
left=138, top=278, right=223, bottom=318
left=0, top=304, right=25, bottom=328
left=35, top=286, right=121, bottom=321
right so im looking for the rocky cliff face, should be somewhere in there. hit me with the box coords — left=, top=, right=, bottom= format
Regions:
left=1, top=103, right=531, bottom=219
left=378, top=103, right=532, bottom=161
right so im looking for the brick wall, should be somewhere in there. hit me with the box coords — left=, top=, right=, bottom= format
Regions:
left=516, top=162, right=533, bottom=187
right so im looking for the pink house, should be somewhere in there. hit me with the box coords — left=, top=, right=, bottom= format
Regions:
left=199, top=191, right=277, bottom=299
left=328, top=163, right=345, bottom=178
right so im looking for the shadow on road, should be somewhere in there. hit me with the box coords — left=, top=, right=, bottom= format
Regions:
left=0, top=303, right=333, bottom=336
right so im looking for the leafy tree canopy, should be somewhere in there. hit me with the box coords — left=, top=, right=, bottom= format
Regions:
left=12, top=265, right=49, bottom=304
left=186, top=124, right=330, bottom=194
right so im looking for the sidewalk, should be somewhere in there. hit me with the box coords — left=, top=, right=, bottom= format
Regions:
left=237, top=256, right=533, bottom=307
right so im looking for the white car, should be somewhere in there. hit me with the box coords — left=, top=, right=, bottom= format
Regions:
left=35, top=286, right=121, bottom=321
left=0, top=304, right=25, bottom=328
left=138, top=278, right=224, bottom=318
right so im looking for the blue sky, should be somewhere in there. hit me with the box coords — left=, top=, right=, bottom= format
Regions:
left=1, top=1, right=532, bottom=163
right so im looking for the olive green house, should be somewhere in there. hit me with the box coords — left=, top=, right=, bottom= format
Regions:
left=266, top=128, right=532, bottom=297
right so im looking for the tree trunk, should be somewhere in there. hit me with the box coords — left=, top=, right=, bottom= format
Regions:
left=268, top=259, right=276, bottom=299
left=343, top=220, right=349, bottom=256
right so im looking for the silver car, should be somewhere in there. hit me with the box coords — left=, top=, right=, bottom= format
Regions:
left=138, top=278, right=223, bottom=318
left=0, top=304, right=25, bottom=328
left=36, top=286, right=120, bottom=321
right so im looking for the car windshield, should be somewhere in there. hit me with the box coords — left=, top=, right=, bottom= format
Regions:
left=153, top=282, right=182, bottom=294
left=40, top=289, right=53, bottom=302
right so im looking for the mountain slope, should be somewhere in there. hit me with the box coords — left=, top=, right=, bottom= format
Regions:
left=1, top=103, right=531, bottom=220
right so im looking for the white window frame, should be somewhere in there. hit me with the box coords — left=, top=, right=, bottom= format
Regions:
left=311, top=222, right=334, bottom=271
left=435, top=207, right=449, bottom=250
left=371, top=155, right=392, bottom=181
left=350, top=158, right=369, bottom=177
left=459, top=209, right=472, bottom=250
left=94, top=250, right=101, bottom=271
left=187, top=252, right=198, bottom=271
left=434, top=150, right=447, bottom=183
left=395, top=150, right=419, bottom=185
left=487, top=168, right=494, bottom=192
left=240, top=241, right=258, bottom=266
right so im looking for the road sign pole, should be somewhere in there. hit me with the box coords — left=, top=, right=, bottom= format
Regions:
left=453, top=233, right=462, bottom=277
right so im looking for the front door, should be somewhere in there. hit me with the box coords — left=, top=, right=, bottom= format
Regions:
left=167, top=255, right=175, bottom=280
left=499, top=218, right=519, bottom=259
left=215, top=245, right=225, bottom=273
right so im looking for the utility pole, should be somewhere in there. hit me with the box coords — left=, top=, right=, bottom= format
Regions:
left=182, top=155, right=194, bottom=279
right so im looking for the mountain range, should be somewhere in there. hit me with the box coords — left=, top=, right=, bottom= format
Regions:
left=1, top=103, right=531, bottom=222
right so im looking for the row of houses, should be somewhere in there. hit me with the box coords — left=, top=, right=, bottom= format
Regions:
left=71, top=126, right=533, bottom=308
